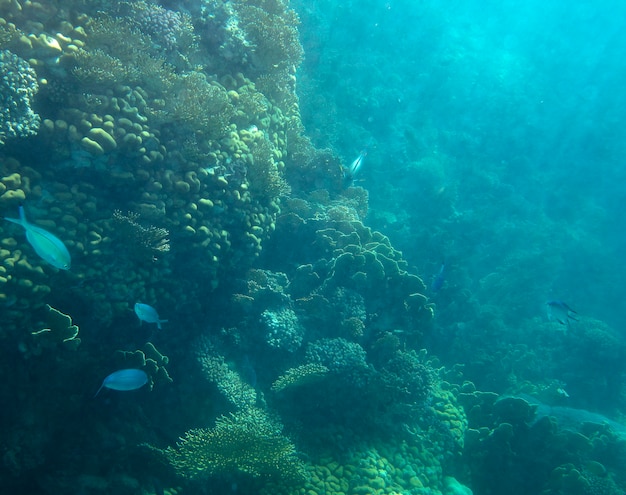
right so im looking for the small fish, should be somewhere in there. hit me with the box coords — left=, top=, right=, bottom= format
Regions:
left=94, top=368, right=148, bottom=397
left=4, top=205, right=71, bottom=270
left=546, top=300, right=578, bottom=327
left=431, top=262, right=446, bottom=292
left=342, top=150, right=367, bottom=186
left=134, top=302, right=168, bottom=329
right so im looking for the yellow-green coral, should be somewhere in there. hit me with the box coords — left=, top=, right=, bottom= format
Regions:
left=114, top=342, right=173, bottom=389
left=165, top=407, right=305, bottom=484
left=197, top=341, right=257, bottom=410
left=271, top=363, right=329, bottom=392
left=31, top=304, right=80, bottom=351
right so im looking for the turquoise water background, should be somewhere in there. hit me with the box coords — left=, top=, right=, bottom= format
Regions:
left=295, top=0, right=626, bottom=335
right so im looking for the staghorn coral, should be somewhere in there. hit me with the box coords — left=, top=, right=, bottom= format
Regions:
left=111, top=210, right=170, bottom=262
left=71, top=14, right=177, bottom=92
left=235, top=1, right=303, bottom=74
left=0, top=50, right=40, bottom=145
left=165, top=407, right=305, bottom=484
left=149, top=71, right=235, bottom=138
left=197, top=338, right=257, bottom=410
left=247, top=133, right=291, bottom=202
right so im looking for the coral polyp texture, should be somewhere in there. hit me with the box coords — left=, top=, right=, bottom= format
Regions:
left=0, top=50, right=40, bottom=145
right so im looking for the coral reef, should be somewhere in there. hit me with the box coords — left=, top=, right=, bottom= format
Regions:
left=459, top=387, right=626, bottom=495
left=164, top=407, right=305, bottom=485
left=261, top=306, right=304, bottom=352
left=271, top=363, right=329, bottom=392
left=0, top=50, right=40, bottom=145
left=4, top=1, right=615, bottom=495
left=111, top=210, right=170, bottom=262
left=306, top=337, right=368, bottom=372
left=31, top=304, right=80, bottom=351
left=197, top=338, right=258, bottom=410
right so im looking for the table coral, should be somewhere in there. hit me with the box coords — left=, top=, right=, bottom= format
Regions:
left=165, top=407, right=305, bottom=484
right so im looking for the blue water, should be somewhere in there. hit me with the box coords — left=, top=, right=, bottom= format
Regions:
left=296, top=0, right=626, bottom=328
left=1, top=0, right=626, bottom=494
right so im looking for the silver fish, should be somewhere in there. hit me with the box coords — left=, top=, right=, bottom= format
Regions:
left=134, top=302, right=168, bottom=329
left=546, top=300, right=578, bottom=327
left=4, top=206, right=71, bottom=270
left=342, top=150, right=367, bottom=185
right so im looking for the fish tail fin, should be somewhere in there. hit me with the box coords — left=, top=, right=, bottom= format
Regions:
left=157, top=319, right=168, bottom=330
left=94, top=384, right=104, bottom=398
left=4, top=206, right=27, bottom=227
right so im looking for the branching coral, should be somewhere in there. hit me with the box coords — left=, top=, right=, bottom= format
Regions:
left=71, top=14, right=177, bottom=91
left=247, top=134, right=291, bottom=202
left=111, top=210, right=170, bottom=262
left=235, top=2, right=303, bottom=73
left=165, top=407, right=305, bottom=484
left=197, top=344, right=257, bottom=410
left=271, top=363, right=329, bottom=392
left=150, top=71, right=235, bottom=138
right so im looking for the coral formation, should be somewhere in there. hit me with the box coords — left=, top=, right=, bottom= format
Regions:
left=31, top=304, right=80, bottom=351
left=197, top=339, right=258, bottom=410
left=306, top=337, right=368, bottom=372
left=261, top=306, right=304, bottom=352
left=3, top=1, right=619, bottom=494
left=0, top=50, right=40, bottom=145
left=271, top=363, right=329, bottom=392
left=165, top=407, right=305, bottom=484
left=114, top=341, right=173, bottom=389
left=111, top=210, right=170, bottom=262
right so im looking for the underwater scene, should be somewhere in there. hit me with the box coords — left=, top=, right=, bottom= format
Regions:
left=1, top=0, right=626, bottom=493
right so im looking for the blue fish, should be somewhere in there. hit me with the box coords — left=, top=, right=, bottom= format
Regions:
left=4, top=205, right=71, bottom=270
left=546, top=300, right=578, bottom=327
left=430, top=263, right=446, bottom=292
left=95, top=369, right=148, bottom=397
left=134, top=302, right=168, bottom=329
